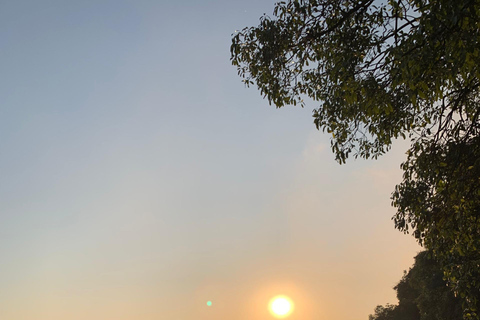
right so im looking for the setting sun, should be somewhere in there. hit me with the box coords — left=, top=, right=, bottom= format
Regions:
left=269, top=295, right=294, bottom=318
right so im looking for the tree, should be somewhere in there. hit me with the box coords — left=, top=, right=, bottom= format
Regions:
left=230, top=0, right=480, bottom=317
left=369, top=250, right=463, bottom=320
left=369, top=305, right=398, bottom=320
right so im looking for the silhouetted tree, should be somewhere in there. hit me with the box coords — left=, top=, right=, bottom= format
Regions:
left=369, top=251, right=463, bottom=320
left=231, top=1, right=480, bottom=316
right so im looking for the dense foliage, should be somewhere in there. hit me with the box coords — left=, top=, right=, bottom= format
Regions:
left=231, top=0, right=480, bottom=317
left=369, top=251, right=463, bottom=320
left=392, top=137, right=480, bottom=317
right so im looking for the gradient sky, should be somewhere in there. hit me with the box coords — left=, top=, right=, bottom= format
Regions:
left=0, top=1, right=420, bottom=319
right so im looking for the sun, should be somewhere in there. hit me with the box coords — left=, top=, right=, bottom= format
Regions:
left=269, top=295, right=294, bottom=318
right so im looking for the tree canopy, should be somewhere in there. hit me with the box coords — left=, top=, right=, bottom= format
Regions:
left=231, top=0, right=480, bottom=317
left=369, top=250, right=463, bottom=320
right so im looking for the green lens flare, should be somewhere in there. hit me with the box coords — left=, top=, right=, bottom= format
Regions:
left=207, top=301, right=212, bottom=306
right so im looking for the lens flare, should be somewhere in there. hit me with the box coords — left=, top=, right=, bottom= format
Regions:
left=269, top=295, right=293, bottom=318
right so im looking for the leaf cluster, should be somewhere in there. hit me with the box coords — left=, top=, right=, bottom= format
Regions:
left=231, top=0, right=480, bottom=162
left=392, top=137, right=480, bottom=317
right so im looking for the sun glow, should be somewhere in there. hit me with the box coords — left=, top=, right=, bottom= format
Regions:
left=269, top=295, right=294, bottom=318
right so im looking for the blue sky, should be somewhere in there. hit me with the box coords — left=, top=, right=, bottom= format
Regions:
left=0, top=1, right=419, bottom=319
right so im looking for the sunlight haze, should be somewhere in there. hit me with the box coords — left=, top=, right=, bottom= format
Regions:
left=0, top=1, right=420, bottom=319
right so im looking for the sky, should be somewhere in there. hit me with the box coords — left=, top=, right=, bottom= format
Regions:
left=0, top=1, right=420, bottom=319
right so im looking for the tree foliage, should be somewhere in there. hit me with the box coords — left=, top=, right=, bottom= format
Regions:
left=231, top=0, right=480, bottom=317
left=369, top=251, right=463, bottom=320
left=392, top=137, right=480, bottom=316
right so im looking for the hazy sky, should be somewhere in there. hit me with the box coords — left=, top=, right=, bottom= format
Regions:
left=0, top=1, right=420, bottom=319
